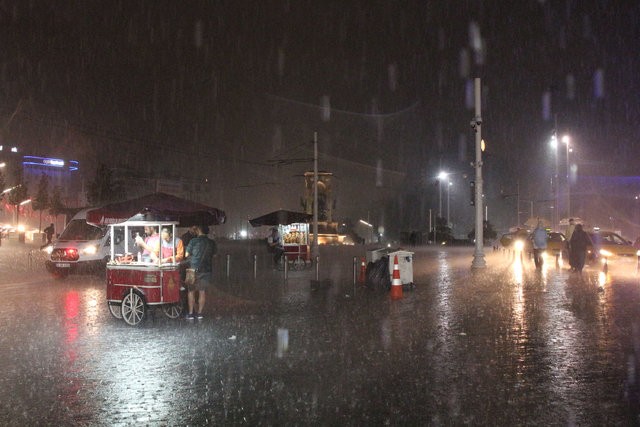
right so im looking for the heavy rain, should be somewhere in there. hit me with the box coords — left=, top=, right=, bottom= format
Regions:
left=1, top=1, right=640, bottom=425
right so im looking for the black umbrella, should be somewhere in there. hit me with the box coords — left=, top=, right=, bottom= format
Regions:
left=249, top=210, right=312, bottom=227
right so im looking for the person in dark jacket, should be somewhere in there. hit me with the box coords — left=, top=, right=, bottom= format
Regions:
left=569, top=224, right=590, bottom=272
left=184, top=225, right=217, bottom=320
left=41, top=223, right=55, bottom=249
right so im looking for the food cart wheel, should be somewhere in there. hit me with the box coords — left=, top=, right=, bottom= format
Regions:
left=108, top=302, right=122, bottom=319
left=121, top=290, right=146, bottom=326
left=161, top=303, right=183, bottom=319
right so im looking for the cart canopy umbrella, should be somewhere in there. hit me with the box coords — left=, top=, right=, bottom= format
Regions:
left=249, top=210, right=312, bottom=227
left=86, top=192, right=226, bottom=226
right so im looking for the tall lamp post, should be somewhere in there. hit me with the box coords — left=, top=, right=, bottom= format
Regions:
left=550, top=134, right=559, bottom=229
left=447, top=181, right=452, bottom=226
left=471, top=77, right=486, bottom=269
left=437, top=171, right=448, bottom=219
left=562, top=135, right=571, bottom=219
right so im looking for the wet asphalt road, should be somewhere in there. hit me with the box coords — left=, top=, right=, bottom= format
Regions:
left=1, top=240, right=640, bottom=426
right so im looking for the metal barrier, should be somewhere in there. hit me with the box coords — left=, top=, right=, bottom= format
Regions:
left=253, top=254, right=258, bottom=279
left=352, top=256, right=357, bottom=285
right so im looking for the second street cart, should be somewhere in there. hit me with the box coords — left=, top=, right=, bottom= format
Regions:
left=280, top=222, right=311, bottom=268
left=249, top=209, right=313, bottom=270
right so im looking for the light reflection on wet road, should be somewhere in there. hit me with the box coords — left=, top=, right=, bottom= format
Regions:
left=1, top=244, right=640, bottom=425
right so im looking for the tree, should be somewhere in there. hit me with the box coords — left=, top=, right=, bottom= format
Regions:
left=32, top=173, right=50, bottom=231
left=0, top=168, right=5, bottom=195
left=6, top=165, right=28, bottom=224
left=0, top=168, right=5, bottom=210
left=433, top=216, right=453, bottom=244
left=49, top=186, right=66, bottom=222
left=467, top=220, right=498, bottom=244
left=87, top=163, right=124, bottom=206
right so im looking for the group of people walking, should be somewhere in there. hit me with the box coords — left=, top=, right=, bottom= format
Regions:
left=531, top=218, right=590, bottom=272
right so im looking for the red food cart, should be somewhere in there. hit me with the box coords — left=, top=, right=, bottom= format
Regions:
left=84, top=192, right=226, bottom=326
left=106, top=220, right=183, bottom=325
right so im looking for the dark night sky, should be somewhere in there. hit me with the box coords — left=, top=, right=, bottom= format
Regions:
left=1, top=0, right=639, bottom=235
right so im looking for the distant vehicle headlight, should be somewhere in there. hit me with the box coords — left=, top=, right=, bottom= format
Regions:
left=636, top=250, right=640, bottom=257
left=82, top=245, right=98, bottom=255
left=514, top=240, right=524, bottom=251
left=599, top=249, right=613, bottom=257
left=44, top=245, right=54, bottom=254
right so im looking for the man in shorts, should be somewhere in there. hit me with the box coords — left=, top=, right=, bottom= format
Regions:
left=184, top=225, right=217, bottom=320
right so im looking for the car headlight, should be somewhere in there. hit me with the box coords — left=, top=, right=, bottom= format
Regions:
left=514, top=240, right=524, bottom=251
left=636, top=250, right=640, bottom=257
left=82, top=245, right=98, bottom=255
left=44, top=245, right=54, bottom=254
left=599, top=249, right=613, bottom=257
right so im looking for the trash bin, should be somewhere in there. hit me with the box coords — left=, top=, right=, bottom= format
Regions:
left=366, top=247, right=392, bottom=264
left=387, top=250, right=414, bottom=285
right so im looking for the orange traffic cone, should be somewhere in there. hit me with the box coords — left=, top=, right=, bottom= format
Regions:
left=390, top=255, right=403, bottom=299
left=359, top=257, right=366, bottom=284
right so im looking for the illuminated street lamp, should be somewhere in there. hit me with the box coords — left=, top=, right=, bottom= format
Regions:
left=447, top=181, right=452, bottom=226
left=437, top=171, right=448, bottom=218
left=551, top=133, right=573, bottom=226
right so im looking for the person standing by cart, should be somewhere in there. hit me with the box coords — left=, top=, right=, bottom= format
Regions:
left=267, top=227, right=284, bottom=266
left=185, top=224, right=217, bottom=320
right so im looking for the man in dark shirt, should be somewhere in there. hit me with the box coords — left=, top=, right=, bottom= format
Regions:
left=184, top=225, right=217, bottom=320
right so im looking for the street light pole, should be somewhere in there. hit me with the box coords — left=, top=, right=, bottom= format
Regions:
left=312, top=132, right=319, bottom=260
left=471, top=77, right=486, bottom=269
left=438, top=179, right=442, bottom=218
left=437, top=170, right=448, bottom=220
left=447, top=180, right=451, bottom=226
left=562, top=135, right=570, bottom=219
left=551, top=133, right=559, bottom=229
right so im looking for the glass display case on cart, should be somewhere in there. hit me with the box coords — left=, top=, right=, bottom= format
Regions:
left=279, top=222, right=310, bottom=269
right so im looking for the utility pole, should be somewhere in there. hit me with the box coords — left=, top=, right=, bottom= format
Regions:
left=311, top=132, right=319, bottom=260
left=471, top=78, right=486, bottom=269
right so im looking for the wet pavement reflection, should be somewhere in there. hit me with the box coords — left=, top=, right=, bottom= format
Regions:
left=1, top=242, right=640, bottom=425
